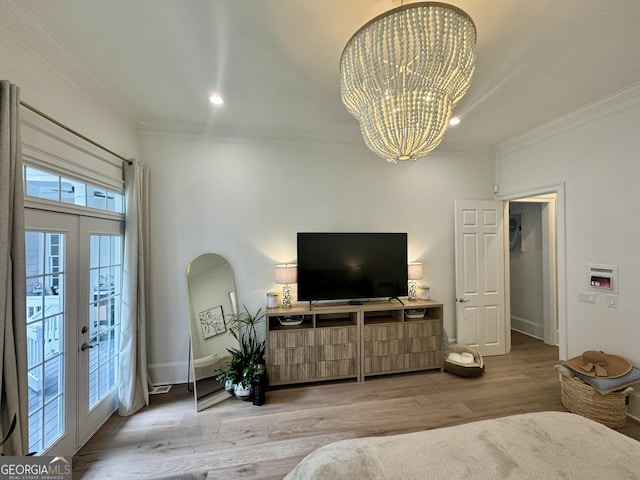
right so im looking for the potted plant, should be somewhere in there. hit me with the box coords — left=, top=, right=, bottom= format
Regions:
left=216, top=369, right=236, bottom=395
left=218, top=305, right=266, bottom=401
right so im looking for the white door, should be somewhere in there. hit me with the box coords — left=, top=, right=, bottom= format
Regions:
left=77, top=217, right=122, bottom=446
left=25, top=210, right=122, bottom=455
left=454, top=200, right=506, bottom=356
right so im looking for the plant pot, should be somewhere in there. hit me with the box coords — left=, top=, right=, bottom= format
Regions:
left=234, top=383, right=252, bottom=401
left=224, top=379, right=235, bottom=395
left=252, top=372, right=268, bottom=406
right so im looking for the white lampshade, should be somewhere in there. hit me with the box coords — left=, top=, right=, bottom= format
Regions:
left=275, top=264, right=297, bottom=285
left=408, top=262, right=424, bottom=281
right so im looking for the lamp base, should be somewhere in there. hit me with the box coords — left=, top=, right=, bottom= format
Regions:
left=408, top=281, right=418, bottom=301
left=282, top=285, right=292, bottom=308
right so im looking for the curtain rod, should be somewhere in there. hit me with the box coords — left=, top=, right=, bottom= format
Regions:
left=19, top=101, right=133, bottom=166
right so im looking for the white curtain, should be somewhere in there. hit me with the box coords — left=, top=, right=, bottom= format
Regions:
left=0, top=80, right=28, bottom=455
left=118, top=160, right=150, bottom=416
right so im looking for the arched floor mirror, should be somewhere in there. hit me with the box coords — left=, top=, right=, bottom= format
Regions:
left=185, top=253, right=238, bottom=411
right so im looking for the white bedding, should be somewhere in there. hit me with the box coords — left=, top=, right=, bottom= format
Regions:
left=285, top=411, right=640, bottom=479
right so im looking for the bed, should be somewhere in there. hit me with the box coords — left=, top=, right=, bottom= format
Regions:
left=284, top=411, right=640, bottom=479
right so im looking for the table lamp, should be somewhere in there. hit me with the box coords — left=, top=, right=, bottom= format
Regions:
left=407, top=262, right=423, bottom=301
left=275, top=264, right=297, bottom=308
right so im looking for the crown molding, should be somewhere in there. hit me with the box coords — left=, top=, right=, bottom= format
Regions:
left=138, top=120, right=367, bottom=150
left=0, top=0, right=137, bottom=125
left=496, top=82, right=640, bottom=157
left=139, top=120, right=494, bottom=158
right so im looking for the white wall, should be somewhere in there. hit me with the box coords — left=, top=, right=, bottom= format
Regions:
left=0, top=5, right=139, bottom=159
left=509, top=202, right=544, bottom=338
left=139, top=131, right=495, bottom=383
left=496, top=84, right=640, bottom=419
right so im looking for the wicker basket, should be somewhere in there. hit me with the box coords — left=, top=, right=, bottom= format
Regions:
left=555, top=364, right=633, bottom=428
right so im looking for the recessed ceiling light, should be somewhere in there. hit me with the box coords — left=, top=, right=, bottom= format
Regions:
left=208, top=94, right=224, bottom=106
left=449, top=116, right=461, bottom=126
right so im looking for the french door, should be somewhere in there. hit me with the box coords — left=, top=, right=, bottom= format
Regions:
left=25, top=209, right=123, bottom=455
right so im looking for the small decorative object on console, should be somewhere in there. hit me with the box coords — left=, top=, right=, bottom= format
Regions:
left=278, top=315, right=304, bottom=326
left=418, top=285, right=431, bottom=300
left=267, top=292, right=279, bottom=309
left=405, top=309, right=426, bottom=319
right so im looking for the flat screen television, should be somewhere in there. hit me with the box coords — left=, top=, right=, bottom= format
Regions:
left=297, top=232, right=408, bottom=302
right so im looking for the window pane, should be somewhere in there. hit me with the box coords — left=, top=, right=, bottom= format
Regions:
left=27, top=322, right=43, bottom=369
left=43, top=278, right=63, bottom=316
left=45, top=233, right=63, bottom=275
left=44, top=354, right=63, bottom=404
left=44, top=315, right=63, bottom=360
left=89, top=301, right=100, bottom=338
left=26, top=275, right=45, bottom=323
left=28, top=409, right=44, bottom=454
left=98, top=267, right=111, bottom=295
left=99, top=236, right=111, bottom=266
left=110, top=266, right=121, bottom=294
left=25, top=232, right=45, bottom=277
left=107, top=191, right=124, bottom=213
left=43, top=397, right=64, bottom=447
left=60, top=177, right=86, bottom=206
left=110, top=236, right=121, bottom=265
left=25, top=167, right=59, bottom=201
left=90, top=236, right=100, bottom=268
left=87, top=185, right=107, bottom=210
left=27, top=365, right=44, bottom=408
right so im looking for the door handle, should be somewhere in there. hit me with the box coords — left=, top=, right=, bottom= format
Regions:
left=457, top=298, right=470, bottom=303
left=81, top=342, right=97, bottom=351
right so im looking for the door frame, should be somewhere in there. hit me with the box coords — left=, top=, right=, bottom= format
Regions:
left=497, top=183, right=567, bottom=360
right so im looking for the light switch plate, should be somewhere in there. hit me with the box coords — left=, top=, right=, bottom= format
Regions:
left=607, top=294, right=618, bottom=308
left=578, top=291, right=596, bottom=304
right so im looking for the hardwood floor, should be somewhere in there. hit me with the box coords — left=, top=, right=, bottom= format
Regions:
left=73, top=332, right=640, bottom=479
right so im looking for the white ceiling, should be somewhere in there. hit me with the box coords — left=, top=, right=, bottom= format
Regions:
left=13, top=0, right=640, bottom=151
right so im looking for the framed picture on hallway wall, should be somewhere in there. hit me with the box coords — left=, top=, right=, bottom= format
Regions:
left=509, top=213, right=523, bottom=252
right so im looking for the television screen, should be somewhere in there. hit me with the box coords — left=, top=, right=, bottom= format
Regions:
left=297, top=232, right=408, bottom=302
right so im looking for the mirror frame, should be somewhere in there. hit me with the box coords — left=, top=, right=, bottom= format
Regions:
left=185, top=253, right=238, bottom=411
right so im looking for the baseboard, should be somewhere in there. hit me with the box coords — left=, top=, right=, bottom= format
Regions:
left=510, top=316, right=543, bottom=339
left=148, top=360, right=189, bottom=386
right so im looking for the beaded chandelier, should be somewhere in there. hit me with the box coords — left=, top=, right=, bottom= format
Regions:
left=340, top=2, right=476, bottom=163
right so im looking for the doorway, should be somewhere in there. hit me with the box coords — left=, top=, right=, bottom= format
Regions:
left=509, top=197, right=557, bottom=345
left=499, top=184, right=566, bottom=360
